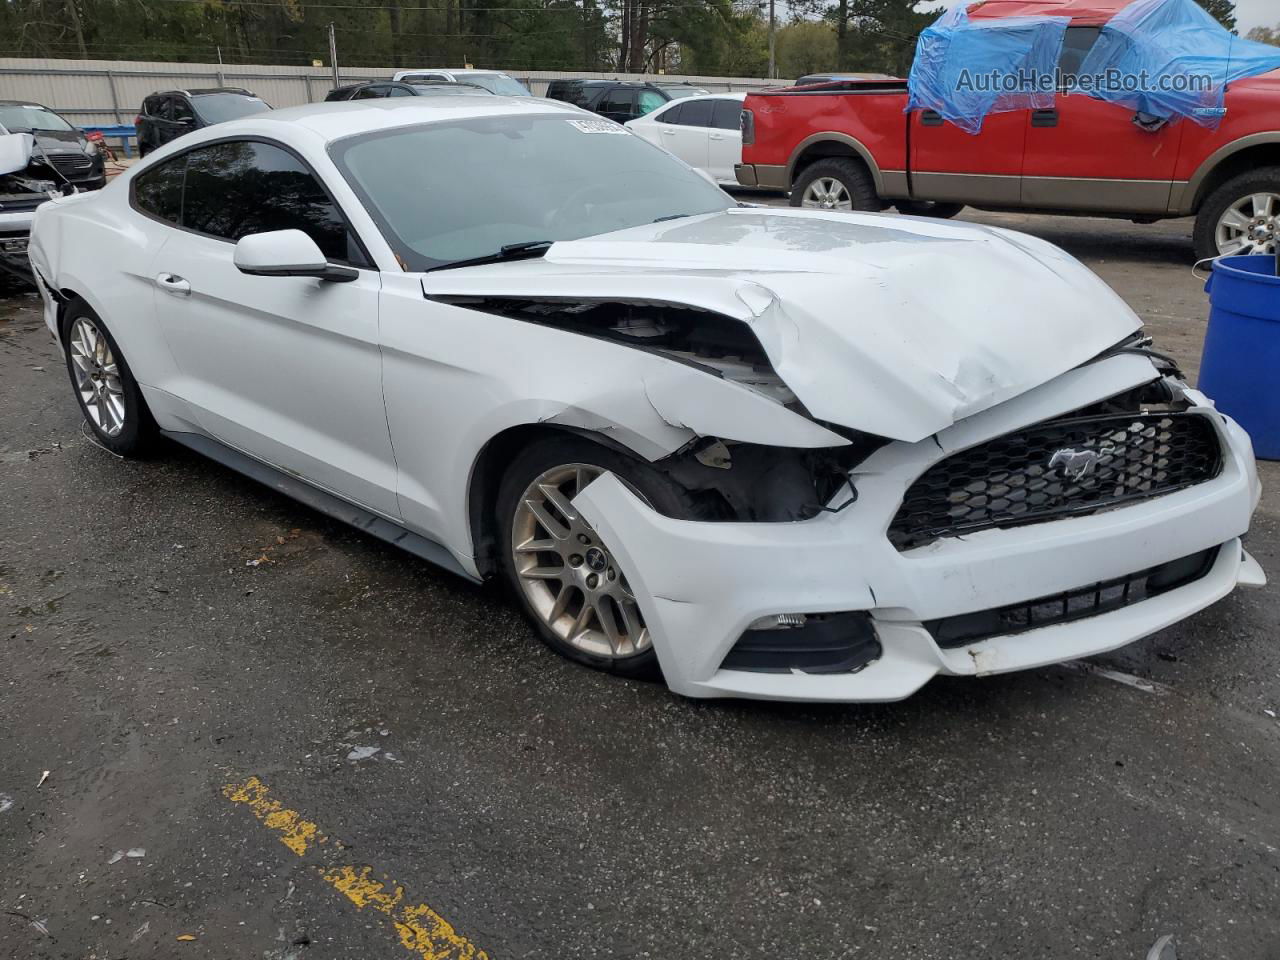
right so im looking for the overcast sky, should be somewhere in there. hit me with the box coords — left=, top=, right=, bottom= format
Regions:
left=924, top=0, right=1275, bottom=34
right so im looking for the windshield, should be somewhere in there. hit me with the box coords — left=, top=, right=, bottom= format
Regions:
left=0, top=103, right=74, bottom=134
left=331, top=113, right=732, bottom=271
left=462, top=74, right=530, bottom=97
left=193, top=94, right=270, bottom=124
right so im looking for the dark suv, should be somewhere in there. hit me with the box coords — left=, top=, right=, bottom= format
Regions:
left=135, top=88, right=271, bottom=156
left=324, top=79, right=493, bottom=101
left=544, top=80, right=709, bottom=123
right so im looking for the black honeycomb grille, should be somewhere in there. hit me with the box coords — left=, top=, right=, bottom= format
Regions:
left=888, top=413, right=1222, bottom=551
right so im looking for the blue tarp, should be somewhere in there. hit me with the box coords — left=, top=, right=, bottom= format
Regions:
left=1077, top=0, right=1280, bottom=128
left=906, top=6, right=1070, bottom=134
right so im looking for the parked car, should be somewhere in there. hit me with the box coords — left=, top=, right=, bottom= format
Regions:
left=738, top=0, right=1280, bottom=259
left=326, top=80, right=493, bottom=101
left=0, top=100, right=106, bottom=270
left=28, top=97, right=1264, bottom=702
left=545, top=79, right=689, bottom=123
left=390, top=69, right=529, bottom=96
left=626, top=93, right=745, bottom=185
left=135, top=88, right=271, bottom=156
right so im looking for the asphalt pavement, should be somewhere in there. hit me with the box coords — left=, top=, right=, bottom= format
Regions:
left=2, top=209, right=1278, bottom=960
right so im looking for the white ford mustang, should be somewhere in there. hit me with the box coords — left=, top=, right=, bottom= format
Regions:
left=28, top=97, right=1265, bottom=701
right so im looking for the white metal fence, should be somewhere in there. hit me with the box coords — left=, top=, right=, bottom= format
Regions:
left=0, top=57, right=782, bottom=127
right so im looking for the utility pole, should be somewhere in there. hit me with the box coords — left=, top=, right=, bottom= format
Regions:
left=328, top=23, right=340, bottom=88
left=216, top=45, right=226, bottom=87
left=767, top=0, right=776, bottom=80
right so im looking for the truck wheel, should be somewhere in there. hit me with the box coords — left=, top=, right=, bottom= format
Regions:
left=1193, top=166, right=1280, bottom=261
left=790, top=158, right=879, bottom=212
left=895, top=200, right=965, bottom=219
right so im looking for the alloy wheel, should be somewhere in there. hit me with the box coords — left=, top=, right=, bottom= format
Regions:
left=1215, top=191, right=1280, bottom=256
left=69, top=316, right=126, bottom=437
left=510, top=463, right=650, bottom=659
left=801, top=177, right=853, bottom=211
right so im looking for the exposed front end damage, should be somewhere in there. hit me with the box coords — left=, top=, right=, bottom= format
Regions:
left=570, top=354, right=1264, bottom=700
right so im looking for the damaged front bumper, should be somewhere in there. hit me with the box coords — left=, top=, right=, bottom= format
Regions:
left=573, top=355, right=1265, bottom=701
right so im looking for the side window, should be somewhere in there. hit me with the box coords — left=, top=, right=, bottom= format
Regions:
left=180, top=140, right=358, bottom=263
left=133, top=155, right=185, bottom=225
left=171, top=97, right=194, bottom=123
left=711, top=100, right=741, bottom=130
left=1058, top=26, right=1101, bottom=82
left=142, top=96, right=162, bottom=117
left=637, top=90, right=667, bottom=116
left=656, top=102, right=683, bottom=125
left=386, top=86, right=414, bottom=97
left=598, top=88, right=635, bottom=116
left=678, top=99, right=713, bottom=128
left=352, top=86, right=384, bottom=100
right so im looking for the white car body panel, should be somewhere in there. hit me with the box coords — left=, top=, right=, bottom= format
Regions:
left=27, top=98, right=1264, bottom=702
left=625, top=93, right=745, bottom=185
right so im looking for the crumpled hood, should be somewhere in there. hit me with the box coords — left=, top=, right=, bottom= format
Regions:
left=421, top=208, right=1141, bottom=443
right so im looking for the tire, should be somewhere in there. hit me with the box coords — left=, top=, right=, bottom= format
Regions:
left=495, top=434, right=703, bottom=680
left=60, top=298, right=157, bottom=456
left=894, top=199, right=965, bottom=219
left=1193, top=166, right=1280, bottom=262
left=789, top=157, right=880, bottom=211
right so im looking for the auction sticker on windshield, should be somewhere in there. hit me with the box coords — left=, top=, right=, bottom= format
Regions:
left=566, top=118, right=629, bottom=134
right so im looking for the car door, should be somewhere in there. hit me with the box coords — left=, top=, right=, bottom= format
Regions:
left=908, top=109, right=1026, bottom=205
left=1020, top=26, right=1185, bottom=213
left=145, top=137, right=399, bottom=517
left=663, top=98, right=712, bottom=174
left=167, top=96, right=196, bottom=145
left=596, top=88, right=636, bottom=124
left=707, top=99, right=743, bottom=183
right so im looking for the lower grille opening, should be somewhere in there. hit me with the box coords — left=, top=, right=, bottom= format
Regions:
left=924, top=545, right=1221, bottom=649
left=721, top=612, right=882, bottom=674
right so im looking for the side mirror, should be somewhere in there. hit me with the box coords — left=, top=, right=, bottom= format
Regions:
left=0, top=132, right=35, bottom=176
left=233, top=229, right=357, bottom=282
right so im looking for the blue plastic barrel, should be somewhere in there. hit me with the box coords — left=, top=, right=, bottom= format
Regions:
left=1199, top=254, right=1280, bottom=460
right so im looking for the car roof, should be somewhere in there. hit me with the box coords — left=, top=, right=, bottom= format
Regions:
left=966, top=0, right=1130, bottom=24
left=155, top=87, right=258, bottom=98
left=0, top=99, right=48, bottom=107
left=205, top=96, right=580, bottom=145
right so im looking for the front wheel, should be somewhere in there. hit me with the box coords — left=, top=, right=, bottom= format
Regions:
left=789, top=158, right=880, bottom=212
left=1193, top=166, right=1280, bottom=261
left=495, top=436, right=704, bottom=680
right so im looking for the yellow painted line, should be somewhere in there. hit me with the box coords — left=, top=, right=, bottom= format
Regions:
left=223, top=776, right=491, bottom=960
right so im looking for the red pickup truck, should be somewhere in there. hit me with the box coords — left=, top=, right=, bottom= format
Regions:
left=736, top=0, right=1280, bottom=261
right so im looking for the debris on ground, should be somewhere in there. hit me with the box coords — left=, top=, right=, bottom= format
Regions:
left=35, top=770, right=48, bottom=788
left=177, top=933, right=197, bottom=941
left=0, top=793, right=12, bottom=813
left=346, top=746, right=380, bottom=761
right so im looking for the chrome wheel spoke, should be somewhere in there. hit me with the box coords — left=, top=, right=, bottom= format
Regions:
left=68, top=316, right=126, bottom=438
left=1250, top=193, right=1275, bottom=219
left=510, top=462, right=650, bottom=660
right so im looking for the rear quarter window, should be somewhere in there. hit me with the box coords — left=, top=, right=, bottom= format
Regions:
left=132, top=156, right=185, bottom=225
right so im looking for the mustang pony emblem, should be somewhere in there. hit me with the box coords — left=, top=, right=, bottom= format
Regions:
left=1048, top=447, right=1102, bottom=482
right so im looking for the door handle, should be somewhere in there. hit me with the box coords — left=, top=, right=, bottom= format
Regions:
left=709, top=133, right=724, bottom=140
left=1031, top=109, right=1059, bottom=127
left=661, top=128, right=675, bottom=135
left=155, top=272, right=191, bottom=296
left=920, top=110, right=943, bottom=126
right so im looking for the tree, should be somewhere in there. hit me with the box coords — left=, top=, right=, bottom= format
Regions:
left=775, top=20, right=837, bottom=78
left=1195, top=0, right=1237, bottom=31
left=787, top=0, right=940, bottom=76
left=1246, top=23, right=1280, bottom=45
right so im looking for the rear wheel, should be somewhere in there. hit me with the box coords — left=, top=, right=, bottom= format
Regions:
left=496, top=436, right=702, bottom=679
left=790, top=157, right=880, bottom=212
left=61, top=300, right=156, bottom=456
left=1193, top=166, right=1280, bottom=261
left=895, top=199, right=965, bottom=219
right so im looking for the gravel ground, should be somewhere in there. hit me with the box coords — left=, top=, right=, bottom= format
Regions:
left=1, top=208, right=1277, bottom=960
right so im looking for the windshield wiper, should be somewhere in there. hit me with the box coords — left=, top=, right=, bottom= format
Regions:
left=653, top=213, right=697, bottom=223
left=425, top=240, right=553, bottom=273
